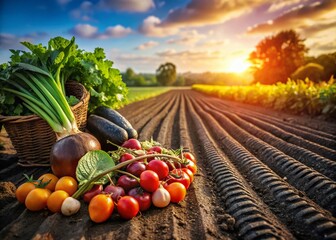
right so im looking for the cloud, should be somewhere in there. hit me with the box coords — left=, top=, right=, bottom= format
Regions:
left=156, top=49, right=223, bottom=60
left=160, top=0, right=264, bottom=28
left=135, top=41, right=159, bottom=50
left=104, top=25, right=132, bottom=38
left=70, top=24, right=132, bottom=39
left=138, top=16, right=178, bottom=37
left=248, top=0, right=336, bottom=35
left=98, top=0, right=154, bottom=12
left=167, top=30, right=205, bottom=45
left=71, top=1, right=94, bottom=21
left=267, top=0, right=305, bottom=12
left=0, top=32, right=48, bottom=50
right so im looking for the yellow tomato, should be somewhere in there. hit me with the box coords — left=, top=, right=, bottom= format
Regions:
left=16, top=182, right=36, bottom=203
left=38, top=173, right=59, bottom=191
left=55, top=176, right=78, bottom=196
left=25, top=188, right=51, bottom=211
left=47, top=190, right=69, bottom=213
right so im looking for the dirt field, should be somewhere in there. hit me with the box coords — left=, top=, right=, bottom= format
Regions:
left=1, top=89, right=336, bottom=239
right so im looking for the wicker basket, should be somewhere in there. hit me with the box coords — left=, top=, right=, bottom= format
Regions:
left=0, top=82, right=90, bottom=167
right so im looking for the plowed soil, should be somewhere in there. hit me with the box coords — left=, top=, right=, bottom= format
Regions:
left=1, top=89, right=336, bottom=240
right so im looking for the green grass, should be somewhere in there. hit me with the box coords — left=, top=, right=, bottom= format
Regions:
left=126, top=86, right=189, bottom=104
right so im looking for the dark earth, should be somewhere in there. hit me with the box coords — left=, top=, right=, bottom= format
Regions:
left=1, top=89, right=336, bottom=239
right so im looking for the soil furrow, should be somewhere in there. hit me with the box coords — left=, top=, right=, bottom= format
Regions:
left=138, top=93, right=179, bottom=141
left=184, top=94, right=294, bottom=240
left=204, top=105, right=336, bottom=216
left=236, top=113, right=336, bottom=160
left=209, top=106, right=336, bottom=179
left=207, top=95, right=336, bottom=141
left=187, top=93, right=336, bottom=239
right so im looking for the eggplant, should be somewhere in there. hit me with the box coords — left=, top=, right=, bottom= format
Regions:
left=94, top=106, right=138, bottom=139
left=87, top=114, right=128, bottom=151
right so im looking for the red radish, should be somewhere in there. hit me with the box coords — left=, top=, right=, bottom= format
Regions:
left=122, top=139, right=141, bottom=150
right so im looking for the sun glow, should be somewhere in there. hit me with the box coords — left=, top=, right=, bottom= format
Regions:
left=226, top=57, right=251, bottom=73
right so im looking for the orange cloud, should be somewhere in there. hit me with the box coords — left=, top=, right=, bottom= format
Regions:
left=248, top=0, right=336, bottom=35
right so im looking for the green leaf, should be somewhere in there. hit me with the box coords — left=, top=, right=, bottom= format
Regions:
left=76, top=150, right=115, bottom=187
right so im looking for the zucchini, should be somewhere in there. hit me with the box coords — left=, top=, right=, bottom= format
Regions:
left=94, top=106, right=138, bottom=139
left=87, top=114, right=128, bottom=151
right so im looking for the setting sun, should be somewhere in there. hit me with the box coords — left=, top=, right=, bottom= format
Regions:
left=226, top=58, right=251, bottom=73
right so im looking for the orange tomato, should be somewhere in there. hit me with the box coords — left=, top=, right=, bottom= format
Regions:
left=38, top=173, right=59, bottom=191
left=25, top=188, right=51, bottom=211
left=165, top=182, right=186, bottom=203
left=47, top=190, right=69, bottom=213
left=89, top=194, right=114, bottom=223
left=15, top=182, right=36, bottom=203
left=55, top=176, right=78, bottom=196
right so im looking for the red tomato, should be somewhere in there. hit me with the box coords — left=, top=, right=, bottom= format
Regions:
left=181, top=168, right=194, bottom=183
left=117, top=196, right=139, bottom=220
left=165, top=182, right=186, bottom=203
left=166, top=169, right=191, bottom=189
left=140, top=170, right=160, bottom=192
left=146, top=160, right=169, bottom=180
left=183, top=152, right=196, bottom=163
left=183, top=160, right=197, bottom=174
left=128, top=188, right=151, bottom=212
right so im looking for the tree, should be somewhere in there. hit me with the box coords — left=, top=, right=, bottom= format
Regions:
left=156, top=62, right=176, bottom=86
left=249, top=30, right=307, bottom=84
left=291, top=63, right=324, bottom=82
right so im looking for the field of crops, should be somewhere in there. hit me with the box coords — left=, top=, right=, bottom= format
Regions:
left=193, top=79, right=336, bottom=117
left=1, top=89, right=336, bottom=239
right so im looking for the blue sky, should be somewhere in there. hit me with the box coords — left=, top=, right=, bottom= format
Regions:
left=1, top=0, right=335, bottom=73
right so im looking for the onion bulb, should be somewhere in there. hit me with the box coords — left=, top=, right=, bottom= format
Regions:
left=50, top=132, right=101, bottom=178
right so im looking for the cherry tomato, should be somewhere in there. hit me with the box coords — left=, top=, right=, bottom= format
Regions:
left=146, top=160, right=169, bottom=180
left=117, top=196, right=139, bottom=220
left=152, top=187, right=170, bottom=208
left=165, top=182, right=186, bottom=203
left=128, top=188, right=151, bottom=212
left=122, top=139, right=141, bottom=150
left=47, top=190, right=69, bottom=213
left=183, top=152, right=196, bottom=163
left=183, top=160, right=197, bottom=174
left=140, top=170, right=159, bottom=192
left=166, top=169, right=191, bottom=189
left=38, top=173, right=59, bottom=191
left=16, top=182, right=36, bottom=203
left=89, top=194, right=114, bottom=223
left=25, top=188, right=51, bottom=211
left=181, top=168, right=194, bottom=183
left=55, top=176, right=78, bottom=196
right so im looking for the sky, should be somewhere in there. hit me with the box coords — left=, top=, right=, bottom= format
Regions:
left=0, top=0, right=335, bottom=73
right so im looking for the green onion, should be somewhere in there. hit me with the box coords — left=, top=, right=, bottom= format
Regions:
left=1, top=63, right=77, bottom=138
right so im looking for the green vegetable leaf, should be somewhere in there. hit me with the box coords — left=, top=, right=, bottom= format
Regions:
left=76, top=150, right=115, bottom=187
